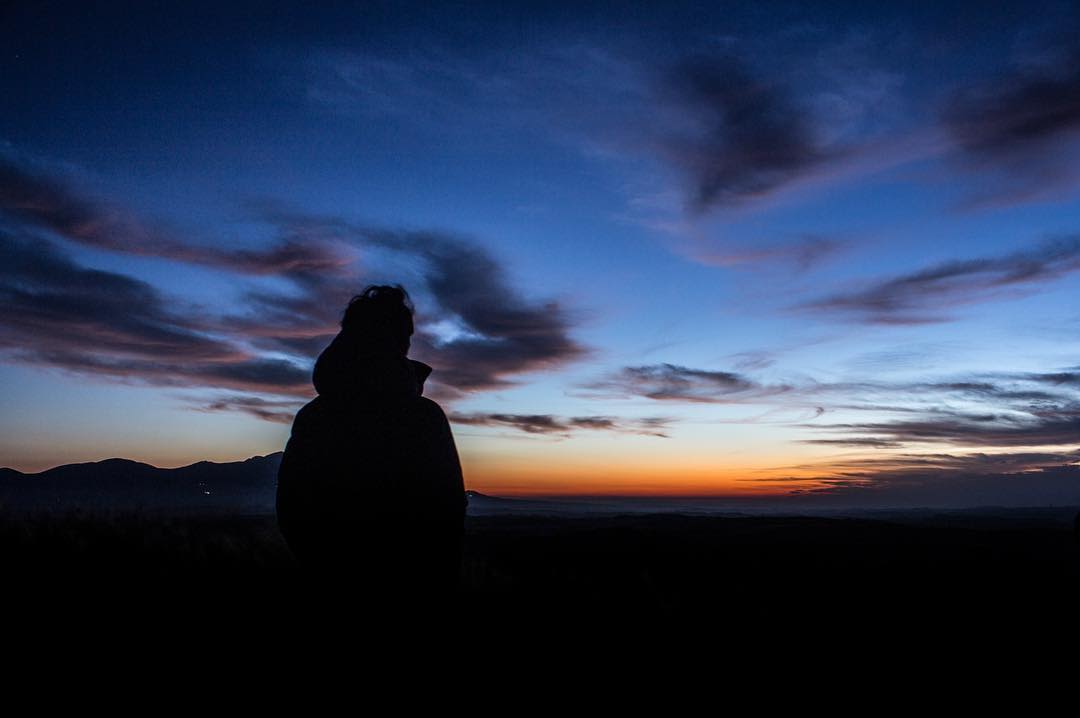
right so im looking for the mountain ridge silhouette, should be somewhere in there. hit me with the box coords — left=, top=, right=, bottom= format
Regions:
left=0, top=457, right=579, bottom=515
left=0, top=453, right=284, bottom=512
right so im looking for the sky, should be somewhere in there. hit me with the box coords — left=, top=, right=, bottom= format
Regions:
left=1, top=0, right=1078, bottom=505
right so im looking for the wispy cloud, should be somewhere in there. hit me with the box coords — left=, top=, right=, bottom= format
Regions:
left=449, top=412, right=672, bottom=438
left=0, top=157, right=361, bottom=395
left=942, top=36, right=1080, bottom=206
left=187, top=394, right=307, bottom=424
left=583, top=363, right=791, bottom=403
left=805, top=409, right=1080, bottom=450
left=800, top=437, right=902, bottom=449
left=308, top=44, right=871, bottom=227
left=0, top=157, right=589, bottom=417
left=365, top=228, right=587, bottom=396
left=799, top=370, right=1080, bottom=451
left=0, top=162, right=344, bottom=406
left=656, top=54, right=831, bottom=213
left=243, top=211, right=589, bottom=398
left=944, top=40, right=1080, bottom=159
left=797, top=235, right=1080, bottom=324
left=578, top=360, right=1080, bottom=459
left=774, top=450, right=1080, bottom=507
left=0, top=232, right=312, bottom=396
left=0, top=157, right=352, bottom=276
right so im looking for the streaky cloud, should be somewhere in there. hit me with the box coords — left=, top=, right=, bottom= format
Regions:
left=777, top=450, right=1080, bottom=508
left=658, top=54, right=829, bottom=213
left=188, top=394, right=307, bottom=424
left=800, top=438, right=902, bottom=449
left=942, top=37, right=1080, bottom=206
left=944, top=42, right=1080, bottom=159
left=583, top=362, right=791, bottom=403
left=250, top=211, right=589, bottom=397
left=806, top=411, right=1080, bottom=449
left=0, top=232, right=234, bottom=362
left=0, top=158, right=589, bottom=412
left=797, top=235, right=1080, bottom=324
left=0, top=156, right=352, bottom=276
left=799, top=368, right=1080, bottom=451
left=449, top=412, right=672, bottom=438
left=0, top=232, right=312, bottom=396
left=363, top=228, right=587, bottom=395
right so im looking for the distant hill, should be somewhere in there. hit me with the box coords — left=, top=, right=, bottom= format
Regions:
left=0, top=459, right=565, bottom=516
left=0, top=454, right=283, bottom=513
left=0, top=459, right=580, bottom=516
left=0, top=461, right=610, bottom=516
left=10, top=460, right=1075, bottom=517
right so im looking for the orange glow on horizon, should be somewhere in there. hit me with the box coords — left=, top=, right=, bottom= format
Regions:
left=460, top=453, right=840, bottom=497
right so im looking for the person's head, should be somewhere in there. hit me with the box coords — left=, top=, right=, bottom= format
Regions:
left=340, top=284, right=414, bottom=356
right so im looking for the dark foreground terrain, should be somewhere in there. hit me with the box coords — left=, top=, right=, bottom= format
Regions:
left=3, top=507, right=1078, bottom=646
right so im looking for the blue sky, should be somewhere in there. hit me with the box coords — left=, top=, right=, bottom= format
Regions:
left=1, top=1, right=1078, bottom=504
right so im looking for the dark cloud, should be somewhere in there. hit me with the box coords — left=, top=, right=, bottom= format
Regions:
left=222, top=270, right=353, bottom=361
left=942, top=39, right=1080, bottom=205
left=822, top=378, right=1065, bottom=406
left=131, top=205, right=588, bottom=399
left=321, top=224, right=591, bottom=395
left=912, top=380, right=1060, bottom=402
left=580, top=364, right=1080, bottom=451
left=1, top=158, right=589, bottom=413
left=0, top=167, right=346, bottom=407
left=584, top=363, right=790, bottom=403
left=0, top=158, right=355, bottom=380
left=225, top=212, right=589, bottom=397
left=0, top=232, right=231, bottom=361
left=191, top=357, right=310, bottom=395
left=944, top=44, right=1080, bottom=159
left=449, top=412, right=672, bottom=437
left=1028, top=370, right=1080, bottom=386
left=25, top=351, right=309, bottom=395
left=0, top=232, right=311, bottom=397
left=798, top=368, right=1080, bottom=452
left=797, top=235, right=1080, bottom=324
left=800, top=438, right=902, bottom=449
left=189, top=395, right=306, bottom=424
left=807, top=411, right=1080, bottom=449
left=659, top=55, right=828, bottom=213
left=0, top=156, right=351, bottom=276
left=451, top=413, right=567, bottom=435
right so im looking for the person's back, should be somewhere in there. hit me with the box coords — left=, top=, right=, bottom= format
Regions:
left=276, top=286, right=466, bottom=604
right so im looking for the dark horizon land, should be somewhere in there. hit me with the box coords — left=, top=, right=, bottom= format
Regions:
left=3, top=452, right=1078, bottom=647
left=3, top=1, right=1080, bottom=652
left=4, top=452, right=1080, bottom=513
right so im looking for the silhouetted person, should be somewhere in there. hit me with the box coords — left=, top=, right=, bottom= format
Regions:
left=276, top=286, right=465, bottom=609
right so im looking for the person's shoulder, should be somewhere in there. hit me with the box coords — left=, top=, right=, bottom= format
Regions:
left=415, top=396, right=449, bottom=420
left=402, top=396, right=454, bottom=434
left=291, top=395, right=346, bottom=435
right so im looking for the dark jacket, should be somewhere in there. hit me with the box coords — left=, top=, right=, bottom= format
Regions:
left=276, top=332, right=466, bottom=572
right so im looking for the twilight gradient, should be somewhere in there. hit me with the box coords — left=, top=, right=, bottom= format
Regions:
left=1, top=1, right=1078, bottom=505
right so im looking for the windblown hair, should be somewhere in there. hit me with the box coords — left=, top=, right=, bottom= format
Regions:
left=341, top=285, right=415, bottom=356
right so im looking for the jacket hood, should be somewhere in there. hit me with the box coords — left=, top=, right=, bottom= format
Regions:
left=312, top=332, right=432, bottom=400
